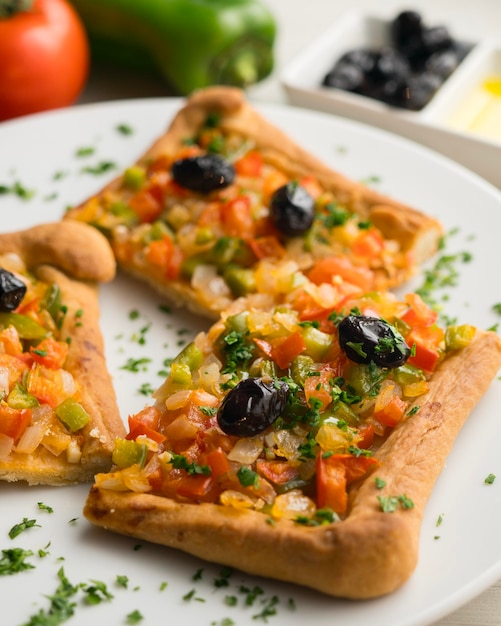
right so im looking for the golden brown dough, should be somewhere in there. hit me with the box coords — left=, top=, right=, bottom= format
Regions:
left=0, top=222, right=124, bottom=485
left=84, top=319, right=501, bottom=597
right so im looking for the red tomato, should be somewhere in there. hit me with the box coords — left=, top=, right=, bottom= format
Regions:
left=0, top=0, right=89, bottom=121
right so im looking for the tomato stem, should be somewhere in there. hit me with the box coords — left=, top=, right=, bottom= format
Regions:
left=0, top=0, right=33, bottom=18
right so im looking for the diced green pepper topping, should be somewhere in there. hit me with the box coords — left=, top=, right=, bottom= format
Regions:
left=40, top=283, right=62, bottom=321
left=110, top=201, right=139, bottom=226
left=301, top=326, right=333, bottom=362
left=123, top=166, right=146, bottom=191
left=54, top=398, right=90, bottom=432
left=112, top=438, right=148, bottom=469
left=146, top=221, right=174, bottom=242
left=194, top=227, right=214, bottom=245
left=393, top=363, right=426, bottom=386
left=224, top=266, right=257, bottom=297
left=0, top=313, right=48, bottom=340
left=290, top=354, right=315, bottom=386
left=445, top=324, right=476, bottom=351
left=7, top=383, right=39, bottom=409
left=225, top=311, right=249, bottom=334
left=172, top=342, right=204, bottom=370
left=169, top=362, right=193, bottom=387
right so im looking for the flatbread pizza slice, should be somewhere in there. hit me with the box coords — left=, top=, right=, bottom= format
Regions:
left=0, top=221, right=125, bottom=485
left=65, top=86, right=442, bottom=319
left=83, top=278, right=501, bottom=598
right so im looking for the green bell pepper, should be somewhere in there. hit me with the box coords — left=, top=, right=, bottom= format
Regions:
left=69, top=0, right=277, bottom=94
left=54, top=398, right=90, bottom=432
left=0, top=312, right=48, bottom=340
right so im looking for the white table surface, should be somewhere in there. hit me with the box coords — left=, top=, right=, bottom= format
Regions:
left=78, top=2, right=501, bottom=624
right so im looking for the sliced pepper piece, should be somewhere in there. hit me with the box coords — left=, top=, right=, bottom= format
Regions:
left=54, top=398, right=90, bottom=432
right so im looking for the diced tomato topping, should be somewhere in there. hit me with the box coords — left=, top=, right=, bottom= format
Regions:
left=0, top=353, right=29, bottom=386
left=374, top=395, right=407, bottom=428
left=0, top=326, right=23, bottom=355
left=357, top=423, right=375, bottom=449
left=30, top=337, right=68, bottom=369
left=270, top=331, right=307, bottom=369
left=0, top=406, right=32, bottom=443
left=352, top=229, right=385, bottom=258
left=406, top=329, right=442, bottom=372
left=205, top=448, right=230, bottom=479
left=316, top=454, right=348, bottom=513
left=127, top=409, right=166, bottom=444
left=253, top=337, right=273, bottom=358
left=197, top=201, right=223, bottom=228
left=220, top=195, right=255, bottom=239
left=176, top=474, right=217, bottom=502
left=146, top=236, right=182, bottom=280
left=400, top=292, right=438, bottom=327
left=316, top=453, right=378, bottom=514
left=26, top=363, right=62, bottom=407
left=147, top=155, right=171, bottom=174
left=234, top=150, right=263, bottom=177
left=343, top=454, right=379, bottom=483
left=248, top=236, right=285, bottom=260
left=128, top=189, right=162, bottom=223
left=307, top=256, right=374, bottom=292
left=256, top=459, right=299, bottom=485
left=304, top=367, right=333, bottom=411
left=146, top=171, right=169, bottom=204
left=262, top=170, right=288, bottom=203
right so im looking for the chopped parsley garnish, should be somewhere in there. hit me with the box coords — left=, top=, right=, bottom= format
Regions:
left=182, top=588, right=205, bottom=602
left=0, top=548, right=34, bottom=575
left=8, top=517, right=40, bottom=539
left=137, top=382, right=155, bottom=396
left=375, top=477, right=386, bottom=490
left=121, top=357, right=152, bottom=373
left=117, top=123, right=134, bottom=136
left=37, top=502, right=54, bottom=513
left=214, top=566, right=233, bottom=588
left=221, top=329, right=254, bottom=374
left=81, top=161, right=117, bottom=175
left=236, top=466, right=259, bottom=489
left=116, top=574, right=129, bottom=588
left=378, top=494, right=415, bottom=513
left=126, top=609, right=144, bottom=624
left=485, top=473, right=496, bottom=484
left=169, top=453, right=211, bottom=476
left=316, top=202, right=349, bottom=229
left=83, top=580, right=114, bottom=605
left=199, top=405, right=217, bottom=416
left=75, top=146, right=95, bottom=157
left=23, top=567, right=79, bottom=625
left=0, top=180, right=35, bottom=200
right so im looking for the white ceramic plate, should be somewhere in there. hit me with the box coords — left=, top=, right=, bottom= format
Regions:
left=1, top=99, right=501, bottom=626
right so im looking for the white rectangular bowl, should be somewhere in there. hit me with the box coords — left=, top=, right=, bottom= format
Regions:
left=281, top=9, right=501, bottom=188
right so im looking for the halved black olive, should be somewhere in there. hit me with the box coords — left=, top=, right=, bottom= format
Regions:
left=171, top=154, right=235, bottom=193
left=338, top=315, right=411, bottom=369
left=0, top=268, right=26, bottom=312
left=269, top=182, right=315, bottom=236
left=217, top=377, right=289, bottom=437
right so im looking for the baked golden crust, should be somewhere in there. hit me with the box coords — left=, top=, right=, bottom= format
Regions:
left=84, top=328, right=501, bottom=598
left=65, top=87, right=442, bottom=319
left=0, top=222, right=124, bottom=485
